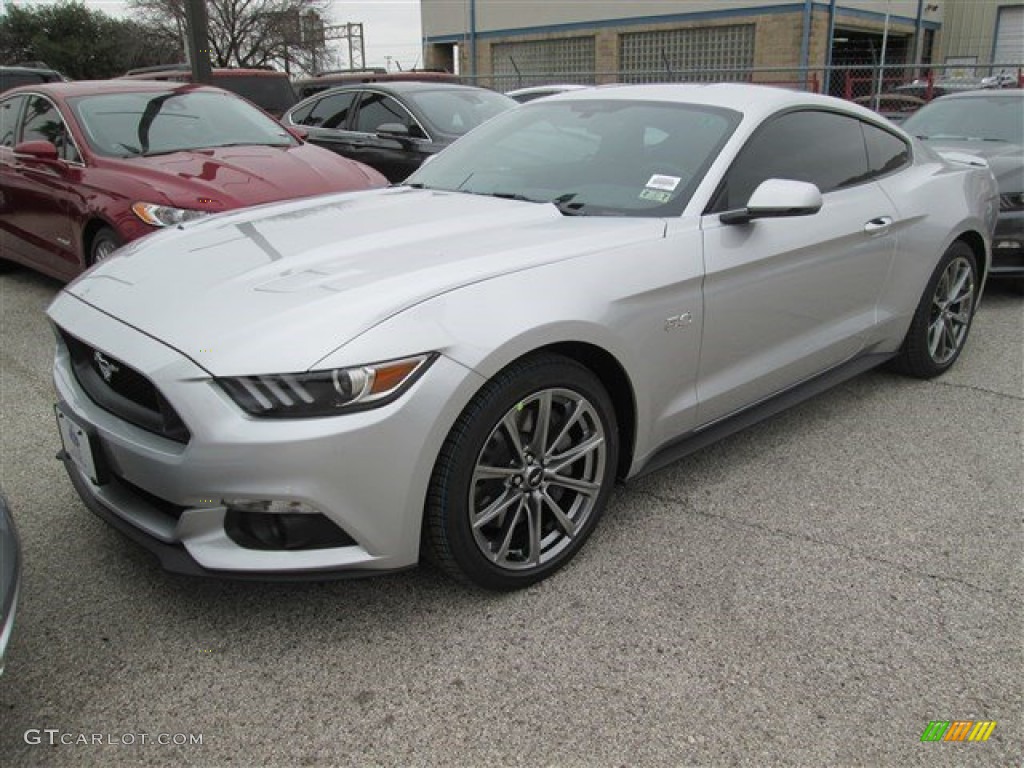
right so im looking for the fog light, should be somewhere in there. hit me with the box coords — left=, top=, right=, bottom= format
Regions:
left=224, top=509, right=356, bottom=551
left=222, top=498, right=322, bottom=515
left=994, top=239, right=1021, bottom=250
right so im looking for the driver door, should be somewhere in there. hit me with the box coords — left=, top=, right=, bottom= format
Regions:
left=696, top=110, right=899, bottom=425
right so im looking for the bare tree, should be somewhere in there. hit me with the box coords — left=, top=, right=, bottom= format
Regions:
left=128, top=0, right=329, bottom=72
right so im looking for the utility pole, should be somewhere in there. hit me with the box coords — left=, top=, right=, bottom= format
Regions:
left=185, top=0, right=212, bottom=83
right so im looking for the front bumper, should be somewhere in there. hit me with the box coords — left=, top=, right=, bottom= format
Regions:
left=49, top=293, right=483, bottom=578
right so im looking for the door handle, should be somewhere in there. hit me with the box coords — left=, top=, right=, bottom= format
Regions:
left=864, top=216, right=893, bottom=234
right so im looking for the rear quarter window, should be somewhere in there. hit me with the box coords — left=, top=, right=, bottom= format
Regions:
left=863, top=122, right=910, bottom=177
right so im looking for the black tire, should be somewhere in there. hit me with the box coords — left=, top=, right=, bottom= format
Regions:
left=891, top=241, right=978, bottom=379
left=88, top=226, right=122, bottom=266
left=424, top=353, right=618, bottom=590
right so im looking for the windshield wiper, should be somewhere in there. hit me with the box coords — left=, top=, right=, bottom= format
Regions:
left=551, top=192, right=586, bottom=216
left=488, top=191, right=537, bottom=202
left=918, top=134, right=1003, bottom=142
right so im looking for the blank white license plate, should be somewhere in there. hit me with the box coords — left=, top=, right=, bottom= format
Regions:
left=55, top=405, right=101, bottom=485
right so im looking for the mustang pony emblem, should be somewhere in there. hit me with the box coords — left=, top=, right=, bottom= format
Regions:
left=93, top=351, right=120, bottom=383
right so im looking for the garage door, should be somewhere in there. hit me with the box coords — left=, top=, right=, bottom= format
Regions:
left=993, top=5, right=1024, bottom=66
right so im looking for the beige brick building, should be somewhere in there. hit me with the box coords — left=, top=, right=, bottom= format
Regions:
left=421, top=1, right=945, bottom=93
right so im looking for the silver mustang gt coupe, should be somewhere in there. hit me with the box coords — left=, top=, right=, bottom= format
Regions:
left=48, top=84, right=997, bottom=590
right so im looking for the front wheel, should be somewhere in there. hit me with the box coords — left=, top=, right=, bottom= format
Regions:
left=89, top=226, right=122, bottom=266
left=424, top=354, right=618, bottom=590
left=892, top=241, right=978, bottom=379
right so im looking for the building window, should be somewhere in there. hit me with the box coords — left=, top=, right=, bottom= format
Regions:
left=491, top=37, right=596, bottom=88
left=620, top=24, right=755, bottom=83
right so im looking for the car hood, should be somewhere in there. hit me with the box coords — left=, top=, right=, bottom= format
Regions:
left=62, top=188, right=666, bottom=376
left=103, top=144, right=382, bottom=207
left=920, top=138, right=1024, bottom=193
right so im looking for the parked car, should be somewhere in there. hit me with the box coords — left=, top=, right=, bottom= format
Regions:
left=293, top=69, right=461, bottom=100
left=505, top=84, right=590, bottom=103
left=284, top=81, right=516, bottom=181
left=980, top=71, right=1020, bottom=88
left=902, top=89, right=1023, bottom=282
left=0, top=64, right=67, bottom=94
left=48, top=84, right=996, bottom=590
left=0, top=490, right=20, bottom=676
left=890, top=78, right=983, bottom=101
left=119, top=65, right=297, bottom=118
left=0, top=80, right=386, bottom=281
left=851, top=93, right=925, bottom=124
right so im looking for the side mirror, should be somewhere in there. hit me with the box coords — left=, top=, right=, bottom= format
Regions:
left=376, top=123, right=412, bottom=144
left=720, top=179, right=823, bottom=225
left=286, top=125, right=308, bottom=141
left=14, top=140, right=60, bottom=163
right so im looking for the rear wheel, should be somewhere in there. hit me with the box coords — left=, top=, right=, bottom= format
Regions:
left=89, top=227, right=122, bottom=266
left=892, top=241, right=978, bottom=378
left=424, top=354, right=618, bottom=590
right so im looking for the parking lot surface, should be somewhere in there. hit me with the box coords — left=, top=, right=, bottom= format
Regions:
left=0, top=268, right=1020, bottom=767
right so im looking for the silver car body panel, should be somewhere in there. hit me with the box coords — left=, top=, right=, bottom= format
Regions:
left=48, top=84, right=998, bottom=575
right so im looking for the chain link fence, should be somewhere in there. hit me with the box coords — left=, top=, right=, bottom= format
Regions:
left=463, top=62, right=1022, bottom=113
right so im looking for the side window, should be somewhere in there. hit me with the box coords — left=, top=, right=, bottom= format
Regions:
left=353, top=93, right=418, bottom=135
left=305, top=92, right=357, bottom=129
left=21, top=95, right=81, bottom=163
left=862, top=122, right=910, bottom=178
left=289, top=101, right=315, bottom=125
left=0, top=95, right=25, bottom=147
left=713, top=110, right=870, bottom=212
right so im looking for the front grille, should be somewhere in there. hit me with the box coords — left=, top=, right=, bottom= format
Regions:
left=999, top=194, right=1023, bottom=212
left=61, top=330, right=191, bottom=444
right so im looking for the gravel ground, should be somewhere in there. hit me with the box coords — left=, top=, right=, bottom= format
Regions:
left=0, top=268, right=1020, bottom=767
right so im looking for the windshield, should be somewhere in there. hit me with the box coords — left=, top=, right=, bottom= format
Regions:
left=406, top=98, right=740, bottom=217
left=403, top=88, right=516, bottom=136
left=69, top=90, right=298, bottom=158
left=902, top=95, right=1024, bottom=144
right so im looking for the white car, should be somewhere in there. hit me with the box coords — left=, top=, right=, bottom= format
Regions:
left=48, top=84, right=998, bottom=590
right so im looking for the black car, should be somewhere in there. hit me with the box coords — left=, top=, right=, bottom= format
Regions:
left=0, top=65, right=67, bottom=94
left=284, top=81, right=516, bottom=182
left=902, top=89, right=1024, bottom=283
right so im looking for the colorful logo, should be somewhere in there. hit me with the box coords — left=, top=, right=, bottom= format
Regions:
left=921, top=720, right=996, bottom=742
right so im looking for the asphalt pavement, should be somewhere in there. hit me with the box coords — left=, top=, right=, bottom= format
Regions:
left=0, top=267, right=1020, bottom=767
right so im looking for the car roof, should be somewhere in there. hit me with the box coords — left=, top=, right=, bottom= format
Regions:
left=1, top=80, right=232, bottom=97
left=120, top=66, right=287, bottom=78
left=311, top=80, right=494, bottom=95
left=929, top=88, right=1024, bottom=101
left=1, top=65, right=62, bottom=75
left=540, top=82, right=889, bottom=124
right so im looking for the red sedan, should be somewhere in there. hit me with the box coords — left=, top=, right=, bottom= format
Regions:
left=0, top=80, right=387, bottom=281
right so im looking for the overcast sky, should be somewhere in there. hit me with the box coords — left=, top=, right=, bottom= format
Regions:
left=1, top=0, right=424, bottom=70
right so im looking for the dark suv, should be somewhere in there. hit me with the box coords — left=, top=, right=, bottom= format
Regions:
left=119, top=65, right=297, bottom=117
left=1, top=65, right=67, bottom=94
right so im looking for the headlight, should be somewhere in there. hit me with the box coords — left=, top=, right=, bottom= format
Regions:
left=217, top=354, right=435, bottom=418
left=131, top=202, right=211, bottom=227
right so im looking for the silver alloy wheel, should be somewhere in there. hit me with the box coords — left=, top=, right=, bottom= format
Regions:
left=468, top=387, right=607, bottom=571
left=93, top=240, right=117, bottom=262
left=927, top=255, right=975, bottom=365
